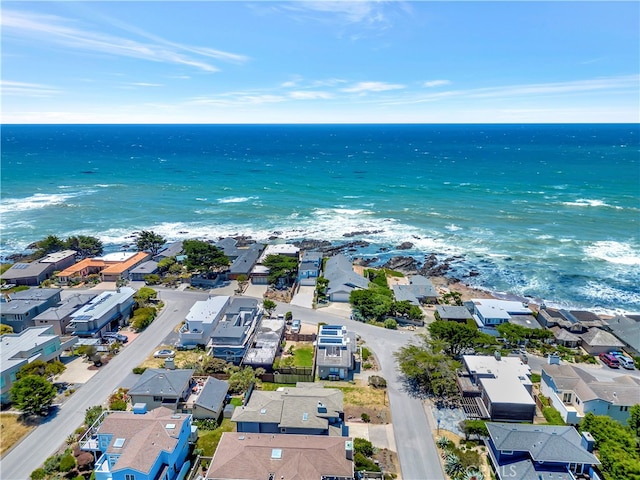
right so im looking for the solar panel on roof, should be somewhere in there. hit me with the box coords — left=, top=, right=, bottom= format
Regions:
left=13, top=264, right=30, bottom=269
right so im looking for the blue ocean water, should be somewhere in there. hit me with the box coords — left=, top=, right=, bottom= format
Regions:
left=1, top=124, right=639, bottom=313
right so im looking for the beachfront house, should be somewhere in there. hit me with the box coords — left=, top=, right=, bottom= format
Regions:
left=0, top=250, right=77, bottom=286
left=579, top=327, right=625, bottom=355
left=1, top=325, right=76, bottom=404
left=232, top=383, right=346, bottom=436
left=56, top=251, right=151, bottom=284
left=297, top=250, right=323, bottom=286
left=80, top=406, right=196, bottom=480
left=541, top=363, right=640, bottom=425
left=324, top=254, right=369, bottom=302
left=435, top=305, right=473, bottom=322
left=485, top=422, right=600, bottom=480
left=0, top=288, right=62, bottom=333
left=205, top=433, right=355, bottom=480
left=468, top=299, right=533, bottom=335
left=316, top=325, right=357, bottom=381
left=602, top=314, right=640, bottom=356
left=392, top=275, right=438, bottom=305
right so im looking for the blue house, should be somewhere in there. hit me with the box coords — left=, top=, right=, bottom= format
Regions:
left=81, top=406, right=196, bottom=480
left=298, top=251, right=323, bottom=286
left=486, top=422, right=600, bottom=480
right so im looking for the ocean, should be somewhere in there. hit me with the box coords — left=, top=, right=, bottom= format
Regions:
left=1, top=124, right=639, bottom=314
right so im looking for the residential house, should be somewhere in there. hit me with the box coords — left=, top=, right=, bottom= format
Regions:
left=0, top=250, right=77, bottom=286
left=468, top=299, right=533, bottom=335
left=243, top=317, right=286, bottom=371
left=602, top=314, right=640, bottom=356
left=485, top=422, right=600, bottom=480
left=260, top=244, right=300, bottom=260
left=1, top=326, right=76, bottom=404
left=324, top=254, right=369, bottom=302
left=205, top=432, right=355, bottom=480
left=80, top=406, right=195, bottom=480
left=537, top=306, right=603, bottom=334
left=541, top=363, right=640, bottom=425
left=1, top=288, right=62, bottom=332
left=129, top=260, right=159, bottom=281
left=128, top=369, right=194, bottom=411
left=579, top=327, right=625, bottom=355
left=550, top=326, right=581, bottom=348
left=185, top=376, right=229, bottom=420
left=459, top=354, right=535, bottom=422
left=232, top=383, right=346, bottom=436
left=179, top=296, right=231, bottom=347
left=32, top=292, right=98, bottom=335
left=229, top=243, right=264, bottom=282
left=316, top=325, right=356, bottom=381
left=67, top=287, right=136, bottom=337
left=435, top=305, right=473, bottom=322
left=210, top=297, right=261, bottom=364
left=56, top=251, right=151, bottom=284
left=153, top=241, right=183, bottom=261
left=392, top=275, right=438, bottom=305
left=298, top=251, right=323, bottom=286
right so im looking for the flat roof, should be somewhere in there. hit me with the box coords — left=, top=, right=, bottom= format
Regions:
left=480, top=376, right=535, bottom=405
left=1, top=326, right=58, bottom=372
left=186, top=295, right=230, bottom=325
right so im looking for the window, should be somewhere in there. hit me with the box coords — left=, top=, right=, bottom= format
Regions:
left=563, top=392, right=572, bottom=403
left=125, top=475, right=135, bottom=480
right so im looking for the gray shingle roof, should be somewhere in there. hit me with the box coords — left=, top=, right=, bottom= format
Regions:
left=194, top=377, right=229, bottom=411
left=486, top=422, right=600, bottom=465
left=128, top=369, right=194, bottom=398
left=580, top=328, right=625, bottom=347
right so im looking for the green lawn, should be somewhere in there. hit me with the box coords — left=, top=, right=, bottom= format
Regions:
left=196, top=419, right=235, bottom=456
left=293, top=345, right=314, bottom=367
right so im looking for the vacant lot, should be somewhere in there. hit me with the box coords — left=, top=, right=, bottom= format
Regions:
left=0, top=413, right=35, bottom=456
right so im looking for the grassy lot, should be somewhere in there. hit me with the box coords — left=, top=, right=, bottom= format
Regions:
left=137, top=345, right=207, bottom=370
left=259, top=383, right=296, bottom=391
left=293, top=345, right=314, bottom=367
left=0, top=413, right=35, bottom=455
left=328, top=382, right=387, bottom=408
left=196, top=418, right=235, bottom=457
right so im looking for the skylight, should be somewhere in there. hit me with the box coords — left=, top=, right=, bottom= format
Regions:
left=271, top=448, right=282, bottom=459
left=113, top=438, right=125, bottom=448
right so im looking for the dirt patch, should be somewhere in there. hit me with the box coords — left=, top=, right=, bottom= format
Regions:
left=374, top=447, right=400, bottom=478
left=344, top=405, right=391, bottom=425
left=0, top=413, right=35, bottom=456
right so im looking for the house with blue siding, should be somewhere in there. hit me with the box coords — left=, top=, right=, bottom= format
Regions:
left=1, top=288, right=62, bottom=333
left=486, top=422, right=600, bottom=480
left=297, top=251, right=323, bottom=286
left=81, top=406, right=196, bottom=480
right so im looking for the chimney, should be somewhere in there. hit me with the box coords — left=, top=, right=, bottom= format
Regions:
left=494, top=350, right=501, bottom=361
left=581, top=432, right=595, bottom=453
left=345, top=440, right=353, bottom=461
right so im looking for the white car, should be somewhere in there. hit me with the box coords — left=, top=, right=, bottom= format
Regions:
left=154, top=349, right=176, bottom=358
left=291, top=320, right=301, bottom=333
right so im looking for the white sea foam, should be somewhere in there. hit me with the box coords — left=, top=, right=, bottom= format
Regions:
left=562, top=198, right=622, bottom=209
left=445, top=224, right=461, bottom=232
left=217, top=196, right=258, bottom=204
left=584, top=241, right=640, bottom=266
left=0, top=192, right=80, bottom=214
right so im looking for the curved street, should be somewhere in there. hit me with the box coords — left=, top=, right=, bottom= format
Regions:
left=1, top=288, right=445, bottom=480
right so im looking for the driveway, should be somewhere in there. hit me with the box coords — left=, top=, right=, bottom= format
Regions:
left=290, top=285, right=314, bottom=308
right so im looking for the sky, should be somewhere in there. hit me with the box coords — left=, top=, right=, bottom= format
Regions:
left=1, top=1, right=639, bottom=124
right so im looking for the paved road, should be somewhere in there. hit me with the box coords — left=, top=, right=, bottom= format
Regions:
left=276, top=303, right=446, bottom=480
left=0, top=289, right=209, bottom=480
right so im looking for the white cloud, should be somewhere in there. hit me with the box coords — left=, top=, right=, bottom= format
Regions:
left=1, top=80, right=61, bottom=97
left=121, top=82, right=164, bottom=88
left=289, top=91, right=334, bottom=100
left=423, top=79, right=451, bottom=88
left=342, top=81, right=405, bottom=94
left=1, top=9, right=247, bottom=73
left=281, top=1, right=387, bottom=25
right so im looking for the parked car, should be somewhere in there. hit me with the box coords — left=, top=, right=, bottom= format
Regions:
left=611, top=352, right=635, bottom=370
left=291, top=319, right=301, bottom=333
left=103, top=332, right=128, bottom=343
left=599, top=353, right=620, bottom=368
left=154, top=349, right=176, bottom=358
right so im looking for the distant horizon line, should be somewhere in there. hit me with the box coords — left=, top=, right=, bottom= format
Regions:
left=3, top=122, right=639, bottom=126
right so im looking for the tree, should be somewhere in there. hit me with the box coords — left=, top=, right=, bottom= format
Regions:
left=84, top=405, right=104, bottom=427
left=350, top=288, right=393, bottom=321
left=228, top=366, right=265, bottom=394
left=65, top=235, right=103, bottom=258
left=429, top=320, right=480, bottom=357
left=134, top=230, right=166, bottom=256
left=629, top=404, right=640, bottom=438
left=59, top=453, right=76, bottom=472
left=183, top=239, right=229, bottom=272
left=459, top=419, right=489, bottom=440
left=263, top=299, right=277, bottom=317
left=32, top=235, right=65, bottom=256
left=384, top=318, right=398, bottom=329
left=10, top=375, right=57, bottom=416
left=262, top=254, right=298, bottom=286
left=157, top=256, right=176, bottom=273
left=201, top=357, right=229, bottom=375
left=17, top=359, right=65, bottom=379
left=134, top=286, right=157, bottom=306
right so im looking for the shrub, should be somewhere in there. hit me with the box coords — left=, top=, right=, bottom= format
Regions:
left=109, top=399, right=127, bottom=411
left=384, top=318, right=398, bottom=329
left=354, top=452, right=380, bottom=472
left=30, top=468, right=46, bottom=480
left=361, top=347, right=372, bottom=361
left=59, top=453, right=76, bottom=472
left=361, top=413, right=371, bottom=423
left=84, top=405, right=103, bottom=427
left=363, top=362, right=373, bottom=370
left=132, top=366, right=147, bottom=374
left=43, top=453, right=62, bottom=474
left=542, top=406, right=565, bottom=425
left=354, top=437, right=374, bottom=457
left=368, top=375, right=387, bottom=388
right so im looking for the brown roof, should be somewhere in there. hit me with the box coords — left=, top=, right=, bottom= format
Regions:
left=97, top=407, right=188, bottom=474
left=206, top=432, right=354, bottom=480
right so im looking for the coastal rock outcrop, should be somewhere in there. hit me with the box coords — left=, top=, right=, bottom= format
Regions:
left=395, top=241, right=414, bottom=250
left=381, top=256, right=419, bottom=274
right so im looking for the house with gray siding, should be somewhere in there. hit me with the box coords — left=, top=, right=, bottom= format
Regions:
left=128, top=369, right=194, bottom=410
left=324, top=254, right=369, bottom=302
left=129, top=260, right=159, bottom=281
left=392, top=275, right=438, bottom=305
left=579, top=327, right=625, bottom=355
left=316, top=325, right=356, bottom=381
left=33, top=292, right=97, bottom=335
left=1, top=288, right=62, bottom=332
left=243, top=317, right=286, bottom=371
left=232, top=383, right=346, bottom=436
left=1, top=250, right=77, bottom=286
left=210, top=297, right=261, bottom=364
left=541, top=363, right=640, bottom=425
left=486, top=422, right=600, bottom=480
left=67, top=287, right=135, bottom=337
left=602, top=314, right=640, bottom=356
